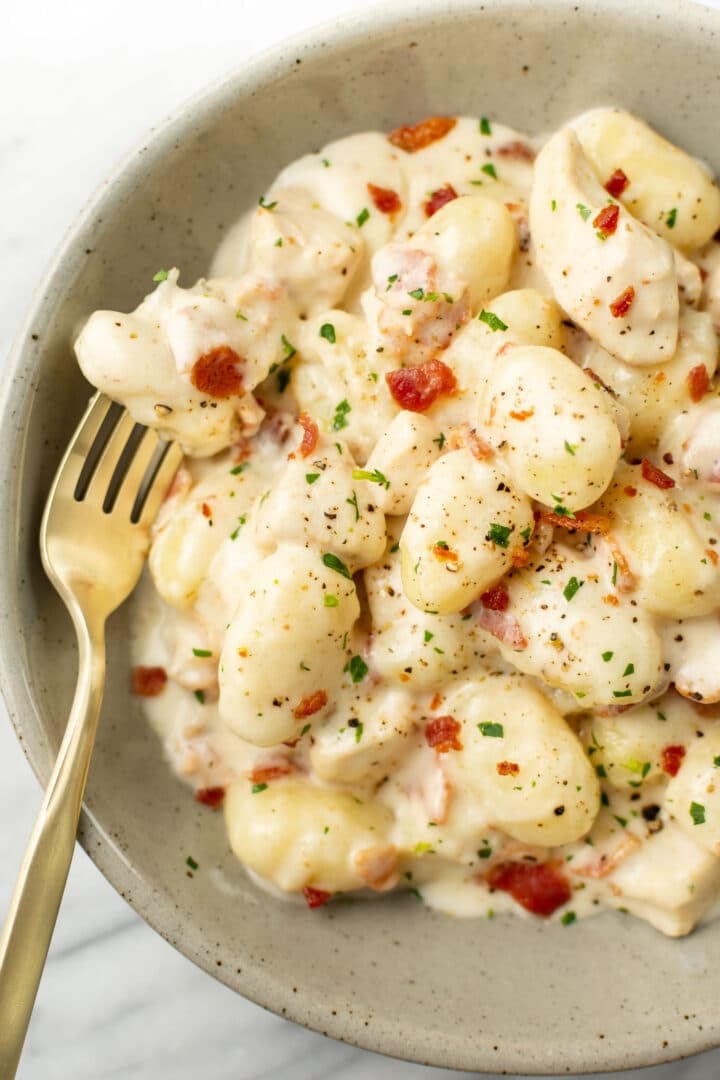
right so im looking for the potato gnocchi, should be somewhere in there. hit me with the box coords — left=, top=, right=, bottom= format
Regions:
left=77, top=108, right=720, bottom=937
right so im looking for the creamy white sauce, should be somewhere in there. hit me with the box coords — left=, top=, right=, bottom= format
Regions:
left=83, top=109, right=720, bottom=936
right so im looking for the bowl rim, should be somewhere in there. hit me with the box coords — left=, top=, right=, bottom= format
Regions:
left=2, top=0, right=720, bottom=1072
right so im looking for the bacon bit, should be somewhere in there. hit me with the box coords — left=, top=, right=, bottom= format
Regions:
left=424, top=184, right=458, bottom=218
left=194, top=786, right=225, bottom=809
left=249, top=763, right=293, bottom=784
left=132, top=665, right=167, bottom=697
left=542, top=510, right=611, bottom=535
left=487, top=860, right=571, bottom=917
left=302, top=886, right=332, bottom=910
left=429, top=692, right=443, bottom=711
left=367, top=182, right=402, bottom=216
left=297, top=412, right=319, bottom=458
left=603, top=594, right=619, bottom=606
left=593, top=204, right=620, bottom=236
left=191, top=345, right=244, bottom=399
left=511, top=548, right=531, bottom=569
left=496, top=140, right=536, bottom=162
left=201, top=501, right=212, bottom=518
left=496, top=760, right=520, bottom=777
left=386, top=358, right=457, bottom=412
left=431, top=543, right=459, bottom=563
left=354, top=844, right=399, bottom=891
left=661, top=744, right=686, bottom=778
left=462, top=426, right=494, bottom=461
left=425, top=715, right=463, bottom=753
left=477, top=606, right=528, bottom=649
left=605, top=168, right=630, bottom=198
left=388, top=115, right=457, bottom=152
left=707, top=548, right=719, bottom=566
left=609, top=286, right=635, bottom=319
left=687, top=364, right=710, bottom=403
left=481, top=582, right=510, bottom=611
left=509, top=409, right=535, bottom=421
left=584, top=367, right=614, bottom=395
left=293, top=690, right=328, bottom=719
left=624, top=486, right=637, bottom=498
left=641, top=457, right=675, bottom=490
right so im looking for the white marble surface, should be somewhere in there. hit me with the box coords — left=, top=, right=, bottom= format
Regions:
left=3, top=1, right=720, bottom=1077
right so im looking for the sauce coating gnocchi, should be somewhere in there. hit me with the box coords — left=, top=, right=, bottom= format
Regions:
left=78, top=108, right=720, bottom=936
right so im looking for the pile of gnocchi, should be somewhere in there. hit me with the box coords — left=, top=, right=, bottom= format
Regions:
left=76, top=107, right=720, bottom=935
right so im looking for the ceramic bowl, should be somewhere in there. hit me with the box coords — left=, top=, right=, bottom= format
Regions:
left=2, top=0, right=720, bottom=1072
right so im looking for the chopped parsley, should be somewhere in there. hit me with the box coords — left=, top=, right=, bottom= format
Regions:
left=390, top=541, right=400, bottom=553
left=481, top=163, right=498, bottom=180
left=408, top=287, right=425, bottom=300
left=346, top=490, right=360, bottom=521
left=480, top=116, right=492, bottom=135
left=714, top=756, right=720, bottom=767
left=478, top=309, right=508, bottom=332
left=356, top=207, right=370, bottom=227
left=560, top=911, right=576, bottom=926
left=192, top=648, right=212, bottom=658
left=402, top=308, right=413, bottom=316
left=486, top=522, right=512, bottom=548
left=194, top=690, right=205, bottom=705
left=613, top=815, right=628, bottom=828
left=275, top=237, right=283, bottom=247
left=666, top=207, right=678, bottom=229
left=259, top=195, right=278, bottom=209
left=424, top=630, right=434, bottom=643
left=613, top=690, right=633, bottom=698
left=345, top=655, right=369, bottom=683
left=186, top=855, right=199, bottom=870
left=322, top=552, right=352, bottom=579
left=612, top=561, right=618, bottom=586
left=477, top=845, right=492, bottom=859
left=602, top=651, right=614, bottom=662
left=352, top=467, right=390, bottom=489
left=281, top=334, right=296, bottom=360
left=563, top=576, right=583, bottom=602
left=235, top=310, right=248, bottom=320
left=564, top=440, right=578, bottom=456
left=229, top=514, right=247, bottom=540
left=622, top=662, right=635, bottom=677
left=332, top=399, right=351, bottom=431
left=478, top=721, right=504, bottom=738
left=386, top=273, right=398, bottom=291
left=551, top=497, right=576, bottom=518
left=306, top=473, right=321, bottom=485
left=320, top=323, right=336, bottom=344
left=415, top=842, right=434, bottom=854
left=690, top=801, right=706, bottom=825
left=251, top=783, right=268, bottom=794
left=152, top=269, right=169, bottom=282
left=324, top=595, right=339, bottom=608
left=433, top=432, right=446, bottom=450
left=576, top=203, right=592, bottom=221
left=551, top=199, right=557, bottom=211
left=300, top=723, right=312, bottom=736
left=230, top=462, right=249, bottom=475
left=354, top=722, right=364, bottom=744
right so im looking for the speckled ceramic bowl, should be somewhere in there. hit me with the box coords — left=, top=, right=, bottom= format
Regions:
left=2, top=0, right=720, bottom=1072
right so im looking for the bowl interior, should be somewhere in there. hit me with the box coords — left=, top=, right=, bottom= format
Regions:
left=3, top=0, right=720, bottom=1073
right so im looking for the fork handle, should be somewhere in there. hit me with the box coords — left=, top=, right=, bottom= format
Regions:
left=0, top=614, right=105, bottom=1078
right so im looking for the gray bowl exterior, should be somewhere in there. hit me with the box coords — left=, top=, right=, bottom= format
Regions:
left=2, top=0, right=720, bottom=1073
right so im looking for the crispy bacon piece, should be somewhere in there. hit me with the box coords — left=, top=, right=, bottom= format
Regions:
left=354, top=844, right=399, bottom=891
left=511, top=548, right=531, bottom=569
left=388, top=115, right=457, bottom=152
left=641, top=457, right=675, bottom=490
left=609, top=286, right=635, bottom=319
left=194, top=786, right=225, bottom=809
left=424, top=184, right=459, bottom=218
left=132, top=665, right=167, bottom=697
left=496, top=761, right=520, bottom=777
left=293, top=689, right=328, bottom=719
left=593, top=204, right=620, bottom=237
left=605, top=168, right=630, bottom=198
left=624, top=486, right=637, bottom=497
left=496, top=140, right=536, bottom=162
left=302, top=886, right=332, bottom=909
left=297, top=413, right=319, bottom=458
left=425, top=715, right=463, bottom=753
left=480, top=582, right=510, bottom=611
left=249, top=763, right=293, bottom=784
left=367, top=182, right=402, bottom=216
left=386, top=358, right=457, bottom=412
left=487, top=860, right=571, bottom=917
left=661, top=744, right=686, bottom=778
left=191, top=345, right=244, bottom=399
left=477, top=606, right=528, bottom=650
left=687, top=364, right=710, bottom=403
left=541, top=510, right=611, bottom=535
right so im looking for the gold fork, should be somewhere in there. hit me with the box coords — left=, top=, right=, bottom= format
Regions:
left=0, top=391, right=183, bottom=1077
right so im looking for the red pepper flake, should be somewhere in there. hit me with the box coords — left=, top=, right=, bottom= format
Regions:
left=605, top=168, right=630, bottom=198
left=201, top=501, right=212, bottom=518
left=496, top=140, right=536, bottom=162
left=487, top=860, right=571, bottom=917
left=297, top=412, right=319, bottom=458
left=481, top=582, right=510, bottom=611
left=623, top=486, right=638, bottom=498
left=429, top=691, right=443, bottom=711
left=496, top=760, right=520, bottom=777
left=367, top=182, right=402, bottom=216
left=191, top=345, right=244, bottom=399
left=609, top=286, right=635, bottom=319
left=293, top=689, right=328, bottom=719
left=388, top=115, right=457, bottom=153
left=424, top=184, right=458, bottom=218
left=511, top=548, right=531, bottom=569
left=131, top=665, right=167, bottom=697
left=687, top=364, right=710, bottom=403
left=425, top=715, right=463, bottom=753
left=707, top=548, right=719, bottom=566
left=542, top=510, right=611, bottom=535
left=302, top=885, right=332, bottom=910
left=641, top=457, right=675, bottom=490
left=386, top=358, right=457, bottom=412
left=249, top=763, right=293, bottom=784
left=194, top=786, right=226, bottom=809
left=593, top=204, right=620, bottom=237
left=432, top=542, right=459, bottom=563
left=660, top=744, right=686, bottom=778
left=509, top=409, right=535, bottom=421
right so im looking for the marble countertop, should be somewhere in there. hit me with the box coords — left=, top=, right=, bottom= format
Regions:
left=2, top=1, right=720, bottom=1076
